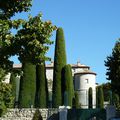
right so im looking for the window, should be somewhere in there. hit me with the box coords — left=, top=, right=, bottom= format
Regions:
left=85, top=79, right=88, bottom=83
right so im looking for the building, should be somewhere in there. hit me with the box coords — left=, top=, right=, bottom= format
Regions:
left=5, top=61, right=97, bottom=108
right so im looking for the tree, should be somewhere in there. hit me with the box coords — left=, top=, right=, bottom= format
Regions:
left=17, top=14, right=56, bottom=108
left=0, top=0, right=32, bottom=69
left=72, top=91, right=80, bottom=109
left=105, top=39, right=120, bottom=96
left=10, top=72, right=17, bottom=107
left=101, top=82, right=111, bottom=102
left=52, top=27, right=67, bottom=108
left=0, top=0, right=56, bottom=109
left=88, top=87, right=93, bottom=108
left=62, top=64, right=74, bottom=107
left=19, top=62, right=36, bottom=108
left=112, top=93, right=120, bottom=109
left=96, top=86, right=104, bottom=108
left=0, top=0, right=20, bottom=111
left=0, top=0, right=32, bottom=19
left=35, top=63, right=48, bottom=108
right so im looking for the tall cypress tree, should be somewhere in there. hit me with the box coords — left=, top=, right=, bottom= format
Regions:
left=52, top=27, right=67, bottom=108
left=72, top=92, right=80, bottom=108
left=35, top=63, right=48, bottom=108
left=96, top=87, right=98, bottom=108
left=10, top=72, right=16, bottom=107
left=96, top=86, right=104, bottom=108
left=88, top=87, right=93, bottom=108
left=62, top=64, right=74, bottom=107
left=19, top=62, right=36, bottom=108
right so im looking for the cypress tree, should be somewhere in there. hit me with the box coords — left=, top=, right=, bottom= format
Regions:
left=72, top=91, right=80, bottom=108
left=35, top=63, right=48, bottom=108
left=62, top=64, right=74, bottom=107
left=19, top=62, right=36, bottom=108
left=52, top=27, right=67, bottom=108
left=96, top=87, right=98, bottom=108
left=97, top=86, right=104, bottom=108
left=88, top=87, right=93, bottom=108
left=10, top=72, right=16, bottom=106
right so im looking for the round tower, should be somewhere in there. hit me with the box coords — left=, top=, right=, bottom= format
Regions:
left=74, top=71, right=96, bottom=108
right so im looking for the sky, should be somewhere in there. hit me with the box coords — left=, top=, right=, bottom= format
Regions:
left=11, top=0, right=120, bottom=84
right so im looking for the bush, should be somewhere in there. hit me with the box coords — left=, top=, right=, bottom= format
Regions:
left=32, top=109, right=43, bottom=120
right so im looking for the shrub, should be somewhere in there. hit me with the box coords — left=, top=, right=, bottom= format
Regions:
left=32, top=109, right=43, bottom=120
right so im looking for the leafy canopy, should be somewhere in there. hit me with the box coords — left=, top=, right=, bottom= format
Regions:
left=0, top=0, right=32, bottom=19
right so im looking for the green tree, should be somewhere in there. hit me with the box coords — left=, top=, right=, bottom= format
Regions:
left=101, top=82, right=111, bottom=101
left=105, top=39, right=120, bottom=96
left=0, top=0, right=32, bottom=69
left=15, top=14, right=56, bottom=108
left=72, top=91, right=80, bottom=109
left=52, top=27, right=67, bottom=108
left=14, top=14, right=56, bottom=64
left=0, top=0, right=32, bottom=19
left=96, top=86, right=104, bottom=108
left=10, top=72, right=16, bottom=107
left=88, top=87, right=93, bottom=108
left=62, top=64, right=74, bottom=107
left=19, top=62, right=36, bottom=108
left=35, top=63, right=48, bottom=108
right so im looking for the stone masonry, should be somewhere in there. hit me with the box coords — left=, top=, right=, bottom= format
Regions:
left=0, top=108, right=59, bottom=120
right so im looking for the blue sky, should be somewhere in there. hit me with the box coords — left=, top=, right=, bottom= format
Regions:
left=11, top=0, right=120, bottom=84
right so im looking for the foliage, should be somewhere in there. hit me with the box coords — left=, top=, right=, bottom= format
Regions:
left=35, top=63, right=48, bottom=108
left=14, top=13, right=56, bottom=64
left=96, top=86, right=104, bottom=108
left=88, top=87, right=93, bottom=108
left=52, top=27, right=67, bottom=108
left=112, top=93, right=120, bottom=110
left=0, top=0, right=32, bottom=19
left=0, top=82, right=14, bottom=116
left=32, top=109, right=43, bottom=120
left=0, top=13, right=56, bottom=70
left=0, top=68, right=6, bottom=82
left=19, top=62, right=36, bottom=108
left=0, top=68, right=14, bottom=116
left=62, top=64, right=74, bottom=107
left=105, top=39, right=120, bottom=96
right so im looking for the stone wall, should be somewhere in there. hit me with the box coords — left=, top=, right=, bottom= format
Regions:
left=0, top=108, right=59, bottom=120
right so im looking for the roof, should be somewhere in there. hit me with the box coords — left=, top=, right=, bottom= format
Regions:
left=13, top=63, right=90, bottom=69
left=74, top=70, right=97, bottom=75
